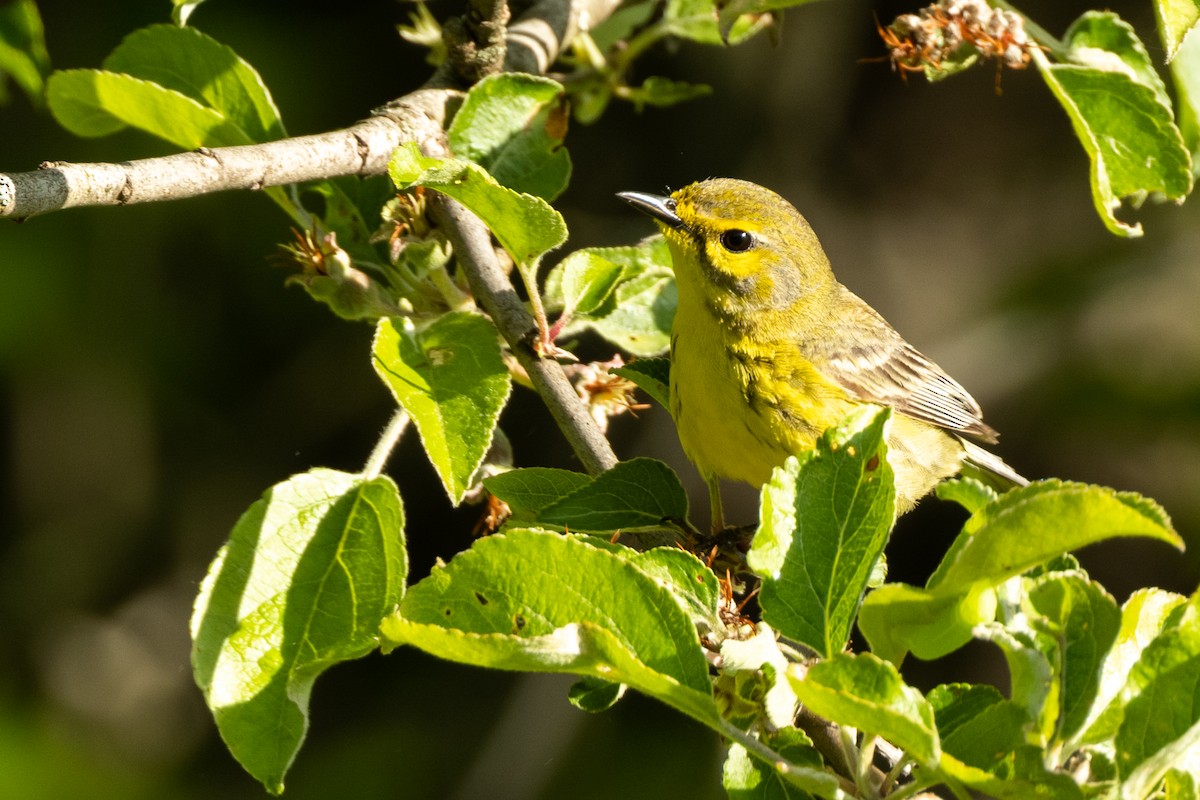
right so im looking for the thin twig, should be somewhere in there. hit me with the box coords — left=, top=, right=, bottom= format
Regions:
left=363, top=408, right=411, bottom=480
left=429, top=194, right=618, bottom=475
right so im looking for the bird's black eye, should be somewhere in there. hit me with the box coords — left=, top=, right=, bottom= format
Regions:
left=719, top=229, right=754, bottom=253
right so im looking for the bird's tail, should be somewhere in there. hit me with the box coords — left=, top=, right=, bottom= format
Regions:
left=960, top=439, right=1028, bottom=492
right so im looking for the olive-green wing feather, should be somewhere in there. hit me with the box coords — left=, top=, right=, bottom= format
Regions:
left=812, top=290, right=999, bottom=443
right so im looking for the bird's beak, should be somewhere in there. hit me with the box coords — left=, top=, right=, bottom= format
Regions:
left=617, top=191, right=684, bottom=229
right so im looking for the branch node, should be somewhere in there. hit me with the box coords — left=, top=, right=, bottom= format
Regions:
left=351, top=131, right=372, bottom=173
left=118, top=174, right=134, bottom=205
left=444, top=0, right=511, bottom=84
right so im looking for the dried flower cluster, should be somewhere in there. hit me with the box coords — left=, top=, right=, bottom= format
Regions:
left=569, top=355, right=648, bottom=433
left=878, top=0, right=1037, bottom=77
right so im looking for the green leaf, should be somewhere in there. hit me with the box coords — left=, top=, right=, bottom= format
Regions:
left=0, top=0, right=49, bottom=107
left=538, top=457, right=688, bottom=531
left=975, top=624, right=1059, bottom=745
left=1066, top=12, right=1172, bottom=110
left=715, top=0, right=821, bottom=44
left=1163, top=769, right=1200, bottom=800
left=483, top=467, right=593, bottom=521
left=172, top=0, right=207, bottom=26
left=748, top=406, right=895, bottom=658
left=190, top=469, right=406, bottom=794
left=590, top=0, right=657, bottom=52
left=387, top=615, right=721, bottom=725
left=382, top=529, right=718, bottom=725
left=788, top=652, right=940, bottom=767
left=545, top=238, right=677, bottom=357
left=1119, top=718, right=1200, bottom=800
left=927, top=683, right=1007, bottom=744
left=927, top=480, right=1182, bottom=595
left=551, top=250, right=625, bottom=316
left=723, top=728, right=823, bottom=800
left=1155, top=0, right=1200, bottom=61
left=448, top=73, right=572, bottom=201
left=939, top=745, right=1086, bottom=800
left=388, top=142, right=567, bottom=269
left=372, top=313, right=512, bottom=505
left=592, top=262, right=677, bottom=353
left=623, top=76, right=712, bottom=111
left=612, top=357, right=670, bottom=409
left=48, top=69, right=242, bottom=144
left=663, top=0, right=772, bottom=45
left=1025, top=573, right=1121, bottom=740
left=628, top=546, right=721, bottom=626
left=48, top=24, right=284, bottom=146
left=1037, top=48, right=1193, bottom=236
left=1172, top=12, right=1200, bottom=170
left=1078, top=588, right=1188, bottom=744
left=858, top=581, right=996, bottom=664
left=936, top=477, right=999, bottom=515
left=929, top=684, right=1047, bottom=789
left=568, top=676, right=626, bottom=712
left=1111, top=594, right=1200, bottom=778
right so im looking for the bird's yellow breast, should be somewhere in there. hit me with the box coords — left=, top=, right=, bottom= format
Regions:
left=669, top=279, right=854, bottom=487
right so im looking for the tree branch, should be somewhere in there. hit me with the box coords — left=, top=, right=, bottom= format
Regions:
left=429, top=194, right=618, bottom=475
left=0, top=99, right=450, bottom=219
left=0, top=0, right=623, bottom=477
left=0, top=0, right=620, bottom=220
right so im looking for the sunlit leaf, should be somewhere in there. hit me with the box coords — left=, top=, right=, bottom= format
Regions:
left=723, top=728, right=823, bottom=800
left=448, top=73, right=572, bottom=201
left=1038, top=25, right=1193, bottom=237
left=389, top=142, right=567, bottom=268
left=1024, top=572, right=1121, bottom=740
left=748, top=407, right=894, bottom=658
left=372, top=314, right=511, bottom=504
left=858, top=581, right=996, bottom=663
left=1155, top=0, right=1200, bottom=61
left=191, top=469, right=406, bottom=794
left=551, top=250, right=625, bottom=316
left=1078, top=588, right=1188, bottom=744
left=383, top=529, right=718, bottom=726
left=545, top=238, right=677, bottom=357
left=935, top=477, right=999, bottom=515
left=789, top=652, right=939, bottom=767
left=1170, top=13, right=1200, bottom=170
left=1110, top=594, right=1200, bottom=778
left=927, top=480, right=1182, bottom=595
left=48, top=24, right=283, bottom=144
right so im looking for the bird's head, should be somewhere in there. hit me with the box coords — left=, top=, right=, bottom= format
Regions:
left=619, top=178, right=834, bottom=317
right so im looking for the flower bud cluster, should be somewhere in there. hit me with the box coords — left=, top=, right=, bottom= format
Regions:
left=880, top=0, right=1036, bottom=76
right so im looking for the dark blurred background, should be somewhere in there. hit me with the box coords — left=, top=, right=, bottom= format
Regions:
left=1, top=1, right=1197, bottom=797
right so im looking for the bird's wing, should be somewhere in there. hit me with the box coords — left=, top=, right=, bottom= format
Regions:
left=811, top=291, right=999, bottom=443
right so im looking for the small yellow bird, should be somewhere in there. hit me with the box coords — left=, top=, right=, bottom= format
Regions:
left=618, top=178, right=1025, bottom=529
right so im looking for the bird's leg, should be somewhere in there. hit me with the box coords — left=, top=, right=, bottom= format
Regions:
left=706, top=474, right=725, bottom=534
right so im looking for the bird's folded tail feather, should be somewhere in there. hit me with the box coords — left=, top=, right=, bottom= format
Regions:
left=959, top=438, right=1028, bottom=492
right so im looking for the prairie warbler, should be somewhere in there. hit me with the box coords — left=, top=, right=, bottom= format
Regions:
left=619, top=178, right=1025, bottom=529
